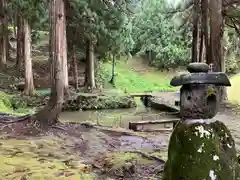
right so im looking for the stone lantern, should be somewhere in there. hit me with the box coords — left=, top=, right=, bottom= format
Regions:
left=162, top=63, right=240, bottom=180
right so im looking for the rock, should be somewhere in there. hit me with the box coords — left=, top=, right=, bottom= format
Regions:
left=170, top=72, right=231, bottom=87
left=162, top=121, right=240, bottom=180
left=163, top=63, right=238, bottom=180
left=180, top=84, right=219, bottom=119
left=187, top=62, right=209, bottom=73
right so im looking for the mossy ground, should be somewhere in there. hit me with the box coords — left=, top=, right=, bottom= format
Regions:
left=0, top=89, right=169, bottom=179
left=94, top=151, right=164, bottom=179
left=0, top=136, right=95, bottom=179
left=0, top=126, right=169, bottom=180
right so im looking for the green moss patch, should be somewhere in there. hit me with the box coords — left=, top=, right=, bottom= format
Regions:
left=63, top=93, right=137, bottom=111
left=0, top=137, right=95, bottom=179
left=163, top=121, right=240, bottom=180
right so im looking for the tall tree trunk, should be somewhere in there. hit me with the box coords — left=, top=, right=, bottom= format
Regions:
left=34, top=0, right=65, bottom=127
left=60, top=0, right=69, bottom=95
left=72, top=43, right=78, bottom=89
left=191, top=0, right=199, bottom=62
left=202, top=0, right=210, bottom=64
left=49, top=0, right=55, bottom=85
left=23, top=19, right=34, bottom=95
left=199, top=30, right=204, bottom=62
left=209, top=0, right=223, bottom=72
left=148, top=50, right=152, bottom=65
left=85, top=40, right=96, bottom=89
left=0, top=0, right=7, bottom=70
left=84, top=45, right=89, bottom=86
left=16, top=11, right=24, bottom=73
left=13, top=14, right=17, bottom=38
left=209, top=0, right=226, bottom=101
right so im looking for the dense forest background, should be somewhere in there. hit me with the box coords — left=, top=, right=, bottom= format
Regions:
left=0, top=0, right=239, bottom=123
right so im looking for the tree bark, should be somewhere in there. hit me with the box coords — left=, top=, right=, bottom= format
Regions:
left=85, top=40, right=96, bottom=89
left=72, top=43, right=78, bottom=89
left=49, top=0, right=55, bottom=85
left=33, top=0, right=65, bottom=127
left=202, top=0, right=210, bottom=64
left=84, top=46, right=89, bottom=86
left=209, top=0, right=223, bottom=72
left=209, top=0, right=226, bottom=101
left=199, top=29, right=204, bottom=62
left=191, top=0, right=199, bottom=62
left=0, top=0, right=7, bottom=70
left=13, top=14, right=17, bottom=38
left=60, top=0, right=69, bottom=95
left=23, top=19, right=34, bottom=95
left=16, top=10, right=24, bottom=73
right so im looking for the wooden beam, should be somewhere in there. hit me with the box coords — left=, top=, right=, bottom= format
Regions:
left=129, top=94, right=153, bottom=97
left=129, top=119, right=179, bottom=131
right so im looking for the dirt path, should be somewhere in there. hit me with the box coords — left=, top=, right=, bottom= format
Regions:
left=215, top=112, right=240, bottom=153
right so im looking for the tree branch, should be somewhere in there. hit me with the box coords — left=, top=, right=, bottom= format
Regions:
left=166, top=1, right=194, bottom=14
left=227, top=17, right=240, bottom=35
left=223, top=0, right=240, bottom=7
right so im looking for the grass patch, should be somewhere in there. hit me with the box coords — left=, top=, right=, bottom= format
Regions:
left=103, top=61, right=178, bottom=93
left=0, top=91, right=33, bottom=116
left=227, top=73, right=240, bottom=103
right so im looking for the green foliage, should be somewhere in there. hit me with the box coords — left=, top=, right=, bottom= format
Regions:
left=0, top=92, right=12, bottom=110
left=0, top=92, right=32, bottom=115
left=224, top=28, right=240, bottom=73
left=131, top=0, right=191, bottom=68
left=102, top=61, right=178, bottom=93
left=67, top=0, right=134, bottom=59
left=8, top=0, right=49, bottom=31
left=31, top=30, right=41, bottom=43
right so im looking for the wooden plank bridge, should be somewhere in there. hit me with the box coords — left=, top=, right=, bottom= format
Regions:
left=129, top=92, right=153, bottom=97
left=128, top=92, right=181, bottom=131
left=129, top=118, right=179, bottom=131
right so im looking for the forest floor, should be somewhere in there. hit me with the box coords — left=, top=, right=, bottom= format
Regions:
left=0, top=32, right=240, bottom=179
left=0, top=33, right=176, bottom=179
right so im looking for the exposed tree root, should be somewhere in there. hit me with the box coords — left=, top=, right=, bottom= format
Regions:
left=0, top=114, right=31, bottom=124
left=77, top=122, right=141, bottom=136
left=125, top=150, right=165, bottom=164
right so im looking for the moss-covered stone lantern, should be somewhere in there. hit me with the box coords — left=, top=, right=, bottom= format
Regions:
left=162, top=62, right=240, bottom=180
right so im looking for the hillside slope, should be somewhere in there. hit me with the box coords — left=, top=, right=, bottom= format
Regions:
left=103, top=57, right=180, bottom=93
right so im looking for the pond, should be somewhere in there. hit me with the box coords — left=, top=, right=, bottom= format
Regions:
left=59, top=97, right=178, bottom=129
